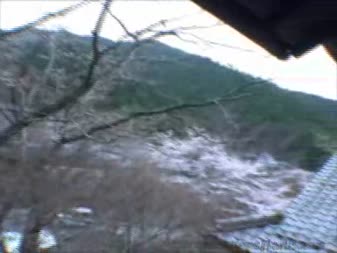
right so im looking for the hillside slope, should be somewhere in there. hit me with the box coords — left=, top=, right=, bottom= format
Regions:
left=1, top=29, right=336, bottom=170
left=94, top=38, right=337, bottom=170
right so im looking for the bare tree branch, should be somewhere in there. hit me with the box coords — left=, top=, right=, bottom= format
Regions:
left=0, top=1, right=89, bottom=40
left=27, top=34, right=57, bottom=106
left=0, top=108, right=15, bottom=124
left=107, top=11, right=139, bottom=41
left=178, top=30, right=271, bottom=57
left=60, top=93, right=251, bottom=144
left=0, top=0, right=193, bottom=146
left=0, top=0, right=114, bottom=146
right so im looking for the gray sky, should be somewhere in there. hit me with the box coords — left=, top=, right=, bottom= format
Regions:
left=1, top=0, right=336, bottom=99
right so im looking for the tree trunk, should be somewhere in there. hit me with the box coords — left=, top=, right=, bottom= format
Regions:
left=125, top=225, right=133, bottom=253
left=21, top=210, right=41, bottom=253
left=22, top=230, right=39, bottom=253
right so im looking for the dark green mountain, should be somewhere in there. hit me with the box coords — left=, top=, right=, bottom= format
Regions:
left=2, top=29, right=337, bottom=170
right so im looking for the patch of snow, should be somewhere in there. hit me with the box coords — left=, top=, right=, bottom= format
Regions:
left=49, top=126, right=311, bottom=217
left=71, top=207, right=93, bottom=215
left=38, top=229, right=57, bottom=249
left=1, top=230, right=57, bottom=252
left=148, top=130, right=311, bottom=215
left=1, top=232, right=22, bottom=253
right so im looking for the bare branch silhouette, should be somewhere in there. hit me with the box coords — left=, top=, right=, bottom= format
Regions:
left=0, top=1, right=89, bottom=40
left=60, top=92, right=251, bottom=144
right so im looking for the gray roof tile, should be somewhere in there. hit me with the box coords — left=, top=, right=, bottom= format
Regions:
left=218, top=154, right=337, bottom=253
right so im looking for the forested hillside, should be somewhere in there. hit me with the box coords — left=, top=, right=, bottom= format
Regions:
left=1, top=29, right=336, bottom=170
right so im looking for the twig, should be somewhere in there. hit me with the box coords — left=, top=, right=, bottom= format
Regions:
left=107, top=11, right=138, bottom=41
left=0, top=1, right=89, bottom=40
left=0, top=0, right=113, bottom=145
left=60, top=93, right=251, bottom=144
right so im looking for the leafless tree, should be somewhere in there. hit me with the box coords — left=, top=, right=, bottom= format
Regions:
left=81, top=162, right=216, bottom=253
left=0, top=0, right=255, bottom=147
left=0, top=1, right=258, bottom=252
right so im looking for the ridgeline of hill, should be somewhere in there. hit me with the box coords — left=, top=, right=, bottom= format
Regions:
left=2, top=29, right=337, bottom=170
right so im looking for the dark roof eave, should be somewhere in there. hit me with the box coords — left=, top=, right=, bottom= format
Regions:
left=191, top=0, right=291, bottom=60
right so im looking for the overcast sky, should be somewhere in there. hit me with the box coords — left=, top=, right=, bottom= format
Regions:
left=1, top=0, right=336, bottom=100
